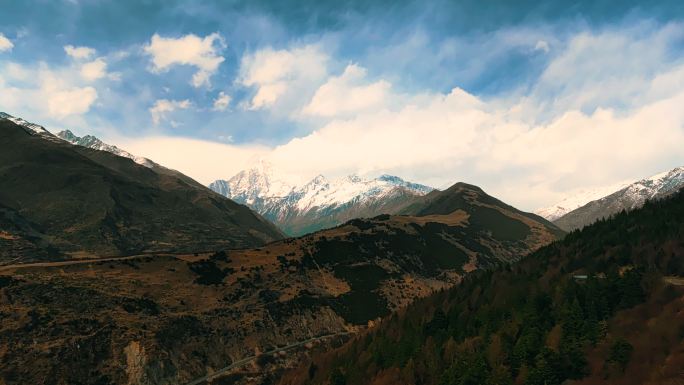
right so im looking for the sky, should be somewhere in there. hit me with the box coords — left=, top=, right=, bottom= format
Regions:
left=1, top=0, right=683, bottom=211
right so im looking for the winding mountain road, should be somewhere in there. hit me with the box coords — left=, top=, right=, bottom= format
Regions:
left=183, top=332, right=352, bottom=385
left=0, top=254, right=181, bottom=272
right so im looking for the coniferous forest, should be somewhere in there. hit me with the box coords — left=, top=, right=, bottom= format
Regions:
left=281, top=190, right=684, bottom=385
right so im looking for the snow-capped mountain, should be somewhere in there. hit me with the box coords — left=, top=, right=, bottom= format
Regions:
left=553, top=166, right=684, bottom=231
left=535, top=181, right=631, bottom=221
left=209, top=162, right=434, bottom=235
left=0, top=112, right=154, bottom=168
left=56, top=129, right=154, bottom=168
left=0, top=112, right=61, bottom=143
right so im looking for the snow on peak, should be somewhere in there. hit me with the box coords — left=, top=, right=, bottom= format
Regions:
left=535, top=181, right=631, bottom=221
left=209, top=161, right=296, bottom=205
left=1, top=112, right=153, bottom=168
left=536, top=166, right=684, bottom=221
left=0, top=112, right=56, bottom=139
left=210, top=166, right=434, bottom=216
left=618, top=166, right=684, bottom=203
left=56, top=130, right=154, bottom=168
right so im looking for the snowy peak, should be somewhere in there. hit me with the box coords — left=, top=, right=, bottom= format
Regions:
left=377, top=174, right=434, bottom=194
left=56, top=129, right=154, bottom=168
left=209, top=162, right=296, bottom=205
left=629, top=166, right=684, bottom=198
left=0, top=112, right=154, bottom=168
left=551, top=165, right=684, bottom=231
left=535, top=181, right=631, bottom=221
left=537, top=166, right=684, bottom=222
left=209, top=164, right=435, bottom=235
left=613, top=166, right=684, bottom=208
left=0, top=112, right=59, bottom=141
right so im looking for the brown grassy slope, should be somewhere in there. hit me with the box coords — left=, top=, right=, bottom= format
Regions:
left=0, top=119, right=283, bottom=261
left=0, top=184, right=561, bottom=385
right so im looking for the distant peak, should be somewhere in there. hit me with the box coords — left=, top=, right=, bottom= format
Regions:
left=311, top=174, right=328, bottom=183
left=56, top=130, right=79, bottom=142
left=346, top=174, right=362, bottom=183
left=448, top=182, right=485, bottom=193
left=377, top=174, right=405, bottom=184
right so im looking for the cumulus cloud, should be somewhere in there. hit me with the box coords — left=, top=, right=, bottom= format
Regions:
left=517, top=22, right=684, bottom=120
left=0, top=61, right=98, bottom=119
left=80, top=58, right=108, bottom=81
left=212, top=91, right=231, bottom=111
left=266, top=79, right=684, bottom=209
left=144, top=33, right=225, bottom=88
left=45, top=85, right=98, bottom=118
left=0, top=33, right=13, bottom=52
left=246, top=23, right=684, bottom=209
left=149, top=99, right=191, bottom=125
left=238, top=45, right=329, bottom=110
left=301, top=64, right=391, bottom=117
left=118, top=136, right=269, bottom=184
left=64, top=45, right=96, bottom=60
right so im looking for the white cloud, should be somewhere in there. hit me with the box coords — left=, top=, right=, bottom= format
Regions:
left=238, top=45, right=329, bottom=110
left=301, top=64, right=391, bottom=117
left=212, top=91, right=231, bottom=111
left=149, top=99, right=191, bottom=125
left=63, top=45, right=118, bottom=82
left=534, top=40, right=550, bottom=53
left=0, top=33, right=13, bottom=52
left=240, top=24, right=684, bottom=210
left=64, top=45, right=96, bottom=60
left=144, top=33, right=225, bottom=88
left=517, top=22, right=684, bottom=120
left=117, top=136, right=269, bottom=184
left=45, top=86, right=98, bottom=118
left=80, top=58, right=108, bottom=81
left=0, top=61, right=99, bottom=120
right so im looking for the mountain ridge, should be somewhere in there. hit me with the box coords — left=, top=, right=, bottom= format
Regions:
left=0, top=115, right=284, bottom=260
left=210, top=162, right=435, bottom=236
left=553, top=166, right=684, bottom=231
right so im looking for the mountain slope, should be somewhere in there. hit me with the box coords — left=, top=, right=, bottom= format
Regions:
left=401, top=182, right=565, bottom=240
left=0, top=116, right=283, bottom=261
left=554, top=166, right=684, bottom=231
left=282, top=188, right=684, bottom=385
left=210, top=163, right=434, bottom=236
left=0, top=181, right=562, bottom=384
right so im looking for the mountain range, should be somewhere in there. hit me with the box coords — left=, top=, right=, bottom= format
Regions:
left=57, top=129, right=155, bottom=168
left=539, top=166, right=684, bottom=231
left=0, top=177, right=563, bottom=384
left=210, top=162, right=434, bottom=236
left=1, top=111, right=681, bottom=385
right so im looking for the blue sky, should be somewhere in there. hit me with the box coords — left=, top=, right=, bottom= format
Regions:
left=1, top=0, right=683, bottom=210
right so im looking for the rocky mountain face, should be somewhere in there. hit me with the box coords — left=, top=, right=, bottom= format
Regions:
left=0, top=115, right=283, bottom=261
left=0, top=181, right=562, bottom=385
left=553, top=166, right=684, bottom=231
left=210, top=162, right=434, bottom=236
